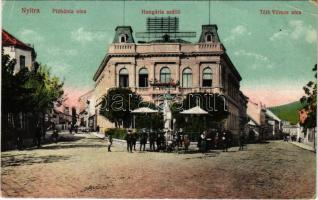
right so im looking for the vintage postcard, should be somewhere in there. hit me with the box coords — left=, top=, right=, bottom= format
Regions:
left=1, top=0, right=317, bottom=198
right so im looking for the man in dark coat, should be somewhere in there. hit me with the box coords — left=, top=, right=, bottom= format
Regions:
left=221, top=131, right=228, bottom=152
left=107, top=133, right=113, bottom=152
left=35, top=122, right=42, bottom=148
left=126, top=129, right=133, bottom=153
left=139, top=129, right=148, bottom=151
left=149, top=131, right=156, bottom=151
left=239, top=131, right=245, bottom=151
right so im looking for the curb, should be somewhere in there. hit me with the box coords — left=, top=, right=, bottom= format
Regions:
left=290, top=141, right=315, bottom=152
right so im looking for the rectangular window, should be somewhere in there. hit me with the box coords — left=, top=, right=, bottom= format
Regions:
left=119, top=75, right=129, bottom=87
left=20, top=55, right=26, bottom=69
left=139, top=74, right=148, bottom=87
left=160, top=74, right=170, bottom=83
left=182, top=74, right=192, bottom=88
left=202, top=79, right=212, bottom=87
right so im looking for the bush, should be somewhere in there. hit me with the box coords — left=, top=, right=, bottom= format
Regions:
left=105, top=128, right=126, bottom=140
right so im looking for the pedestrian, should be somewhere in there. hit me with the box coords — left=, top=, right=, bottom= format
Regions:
left=239, top=131, right=245, bottom=151
left=149, top=131, right=156, bottom=151
left=132, top=131, right=137, bottom=151
left=35, top=121, right=42, bottom=148
left=222, top=130, right=228, bottom=152
left=184, top=135, right=190, bottom=152
left=125, top=129, right=133, bottom=153
left=200, top=131, right=207, bottom=153
left=107, top=133, right=113, bottom=152
left=139, top=129, right=148, bottom=151
left=16, top=128, right=24, bottom=150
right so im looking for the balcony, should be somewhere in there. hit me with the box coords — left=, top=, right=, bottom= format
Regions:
left=109, top=43, right=136, bottom=54
left=108, top=42, right=224, bottom=55
left=134, top=87, right=223, bottom=97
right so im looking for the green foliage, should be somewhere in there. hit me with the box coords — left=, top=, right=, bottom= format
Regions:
left=134, top=102, right=163, bottom=129
left=2, top=51, right=33, bottom=113
left=269, top=101, right=304, bottom=125
left=2, top=51, right=64, bottom=127
left=99, top=87, right=142, bottom=128
left=105, top=128, right=126, bottom=140
left=24, top=65, right=64, bottom=114
left=300, top=64, right=317, bottom=128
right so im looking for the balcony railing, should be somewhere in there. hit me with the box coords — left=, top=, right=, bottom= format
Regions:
left=109, top=43, right=136, bottom=54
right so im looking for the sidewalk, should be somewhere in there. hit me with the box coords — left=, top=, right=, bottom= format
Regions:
left=290, top=141, right=315, bottom=152
left=91, top=132, right=105, bottom=139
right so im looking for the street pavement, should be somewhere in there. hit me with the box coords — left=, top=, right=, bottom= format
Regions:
left=1, top=133, right=316, bottom=198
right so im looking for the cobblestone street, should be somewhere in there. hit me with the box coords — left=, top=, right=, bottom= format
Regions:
left=1, top=133, right=316, bottom=198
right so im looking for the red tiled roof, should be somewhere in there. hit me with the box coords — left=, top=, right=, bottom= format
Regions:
left=2, top=29, right=33, bottom=50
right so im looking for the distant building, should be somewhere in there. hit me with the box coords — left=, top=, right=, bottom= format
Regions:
left=78, top=90, right=96, bottom=131
left=247, top=100, right=282, bottom=140
left=50, top=104, right=72, bottom=131
left=282, top=123, right=301, bottom=137
left=2, top=29, right=37, bottom=73
left=265, top=108, right=282, bottom=138
left=92, top=20, right=248, bottom=137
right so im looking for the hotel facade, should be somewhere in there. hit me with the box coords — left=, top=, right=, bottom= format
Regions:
left=93, top=23, right=248, bottom=136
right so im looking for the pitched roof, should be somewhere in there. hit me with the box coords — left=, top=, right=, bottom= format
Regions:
left=266, top=109, right=281, bottom=122
left=2, top=29, right=34, bottom=50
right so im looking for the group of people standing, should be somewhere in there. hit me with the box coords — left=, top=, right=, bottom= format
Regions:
left=106, top=128, right=247, bottom=153
left=198, top=130, right=231, bottom=153
left=124, top=129, right=166, bottom=153
left=198, top=129, right=247, bottom=152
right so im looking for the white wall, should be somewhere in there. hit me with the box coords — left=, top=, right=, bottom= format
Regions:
left=3, top=46, right=33, bottom=73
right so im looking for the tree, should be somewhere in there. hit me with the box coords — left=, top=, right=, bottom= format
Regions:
left=300, top=64, right=317, bottom=129
left=2, top=50, right=64, bottom=144
left=134, top=102, right=163, bottom=130
left=99, top=88, right=142, bottom=128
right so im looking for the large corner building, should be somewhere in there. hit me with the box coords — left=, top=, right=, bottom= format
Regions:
left=93, top=21, right=248, bottom=137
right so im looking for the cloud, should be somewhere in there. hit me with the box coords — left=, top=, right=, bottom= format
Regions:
left=306, top=29, right=317, bottom=44
left=224, top=25, right=251, bottom=42
left=46, top=47, right=78, bottom=57
left=46, top=61, right=72, bottom=76
left=269, top=30, right=289, bottom=41
left=19, top=29, right=44, bottom=43
left=269, top=20, right=317, bottom=44
left=234, top=50, right=273, bottom=69
left=71, top=27, right=107, bottom=44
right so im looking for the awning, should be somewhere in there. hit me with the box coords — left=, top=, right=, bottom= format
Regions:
left=131, top=107, right=159, bottom=114
left=180, top=106, right=208, bottom=115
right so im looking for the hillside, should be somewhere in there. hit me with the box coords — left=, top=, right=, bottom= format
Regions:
left=269, top=101, right=304, bottom=125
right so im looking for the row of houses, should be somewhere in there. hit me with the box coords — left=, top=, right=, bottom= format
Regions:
left=245, top=100, right=283, bottom=141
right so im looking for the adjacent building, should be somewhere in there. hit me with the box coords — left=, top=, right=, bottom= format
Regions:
left=92, top=20, right=248, bottom=137
left=2, top=29, right=37, bottom=73
left=78, top=90, right=96, bottom=131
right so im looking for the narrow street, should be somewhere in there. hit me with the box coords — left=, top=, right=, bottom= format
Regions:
left=1, top=133, right=316, bottom=198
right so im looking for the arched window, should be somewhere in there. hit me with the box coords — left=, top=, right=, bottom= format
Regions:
left=119, top=68, right=129, bottom=87
left=139, top=68, right=148, bottom=87
left=160, top=67, right=171, bottom=83
left=182, top=68, right=192, bottom=88
left=119, top=34, right=127, bottom=43
left=206, top=34, right=212, bottom=42
left=202, top=67, right=212, bottom=87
